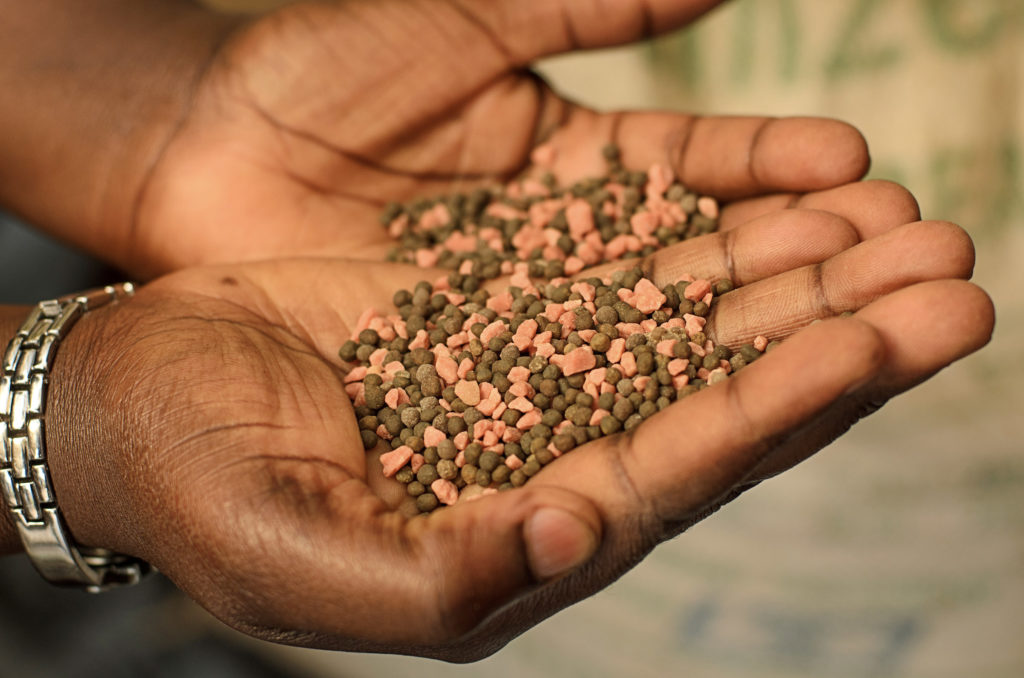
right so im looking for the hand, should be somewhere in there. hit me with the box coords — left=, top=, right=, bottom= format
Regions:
left=0, top=0, right=871, bottom=277
left=40, top=207, right=991, bottom=660
left=134, top=0, right=873, bottom=275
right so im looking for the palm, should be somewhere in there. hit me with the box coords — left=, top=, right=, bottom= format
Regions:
left=82, top=198, right=987, bottom=657
left=130, top=0, right=870, bottom=276
left=136, top=1, right=571, bottom=272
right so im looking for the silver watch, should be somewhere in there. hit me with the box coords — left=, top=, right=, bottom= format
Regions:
left=1, top=283, right=150, bottom=592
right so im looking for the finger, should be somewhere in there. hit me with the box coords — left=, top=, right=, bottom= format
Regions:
left=399, top=317, right=884, bottom=656
left=615, top=317, right=886, bottom=524
left=718, top=180, right=922, bottom=240
left=580, top=207, right=860, bottom=287
left=707, top=220, right=976, bottom=347
left=274, top=480, right=602, bottom=659
left=744, top=279, right=995, bottom=480
left=179, top=200, right=855, bottom=366
left=162, top=423, right=601, bottom=657
left=543, top=109, right=870, bottom=200
left=507, top=318, right=883, bottom=550
left=856, top=281, right=994, bottom=390
left=466, top=0, right=726, bottom=64
left=421, top=317, right=887, bottom=656
left=396, top=483, right=602, bottom=655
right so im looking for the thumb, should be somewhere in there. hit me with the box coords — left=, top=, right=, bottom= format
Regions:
left=524, top=505, right=599, bottom=580
left=412, top=484, right=601, bottom=640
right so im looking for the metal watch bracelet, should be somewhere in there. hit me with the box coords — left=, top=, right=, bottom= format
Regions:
left=1, top=283, right=150, bottom=592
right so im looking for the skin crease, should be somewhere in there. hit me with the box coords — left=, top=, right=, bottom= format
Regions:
left=1, top=0, right=872, bottom=278
left=21, top=209, right=989, bottom=660
left=132, top=0, right=872, bottom=276
left=0, top=0, right=995, bottom=664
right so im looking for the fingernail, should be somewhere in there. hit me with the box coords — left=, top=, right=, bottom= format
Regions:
left=525, top=507, right=598, bottom=581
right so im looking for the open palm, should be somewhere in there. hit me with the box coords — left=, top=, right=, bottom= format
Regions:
left=50, top=205, right=990, bottom=659
left=127, top=0, right=870, bottom=275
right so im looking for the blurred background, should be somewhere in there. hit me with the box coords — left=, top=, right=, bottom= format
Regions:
left=2, top=1, right=1021, bottom=676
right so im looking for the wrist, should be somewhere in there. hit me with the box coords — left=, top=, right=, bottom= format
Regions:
left=43, top=300, right=130, bottom=555
left=0, top=1, right=243, bottom=276
left=1, top=287, right=148, bottom=587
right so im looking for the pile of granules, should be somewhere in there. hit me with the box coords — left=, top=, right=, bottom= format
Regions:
left=381, top=144, right=720, bottom=281
left=339, top=266, right=773, bottom=513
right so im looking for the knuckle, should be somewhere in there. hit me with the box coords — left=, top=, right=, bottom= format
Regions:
left=617, top=431, right=691, bottom=544
left=795, top=208, right=861, bottom=246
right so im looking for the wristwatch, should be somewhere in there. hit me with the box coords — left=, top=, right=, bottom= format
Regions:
left=1, top=283, right=150, bottom=592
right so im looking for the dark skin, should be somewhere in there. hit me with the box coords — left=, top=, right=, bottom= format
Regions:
left=0, top=0, right=996, bottom=662
left=0, top=0, right=877, bottom=277
left=0, top=212, right=992, bottom=659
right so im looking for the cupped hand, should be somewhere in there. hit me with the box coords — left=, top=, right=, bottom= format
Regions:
left=125, top=0, right=872, bottom=276
left=45, top=206, right=992, bottom=660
